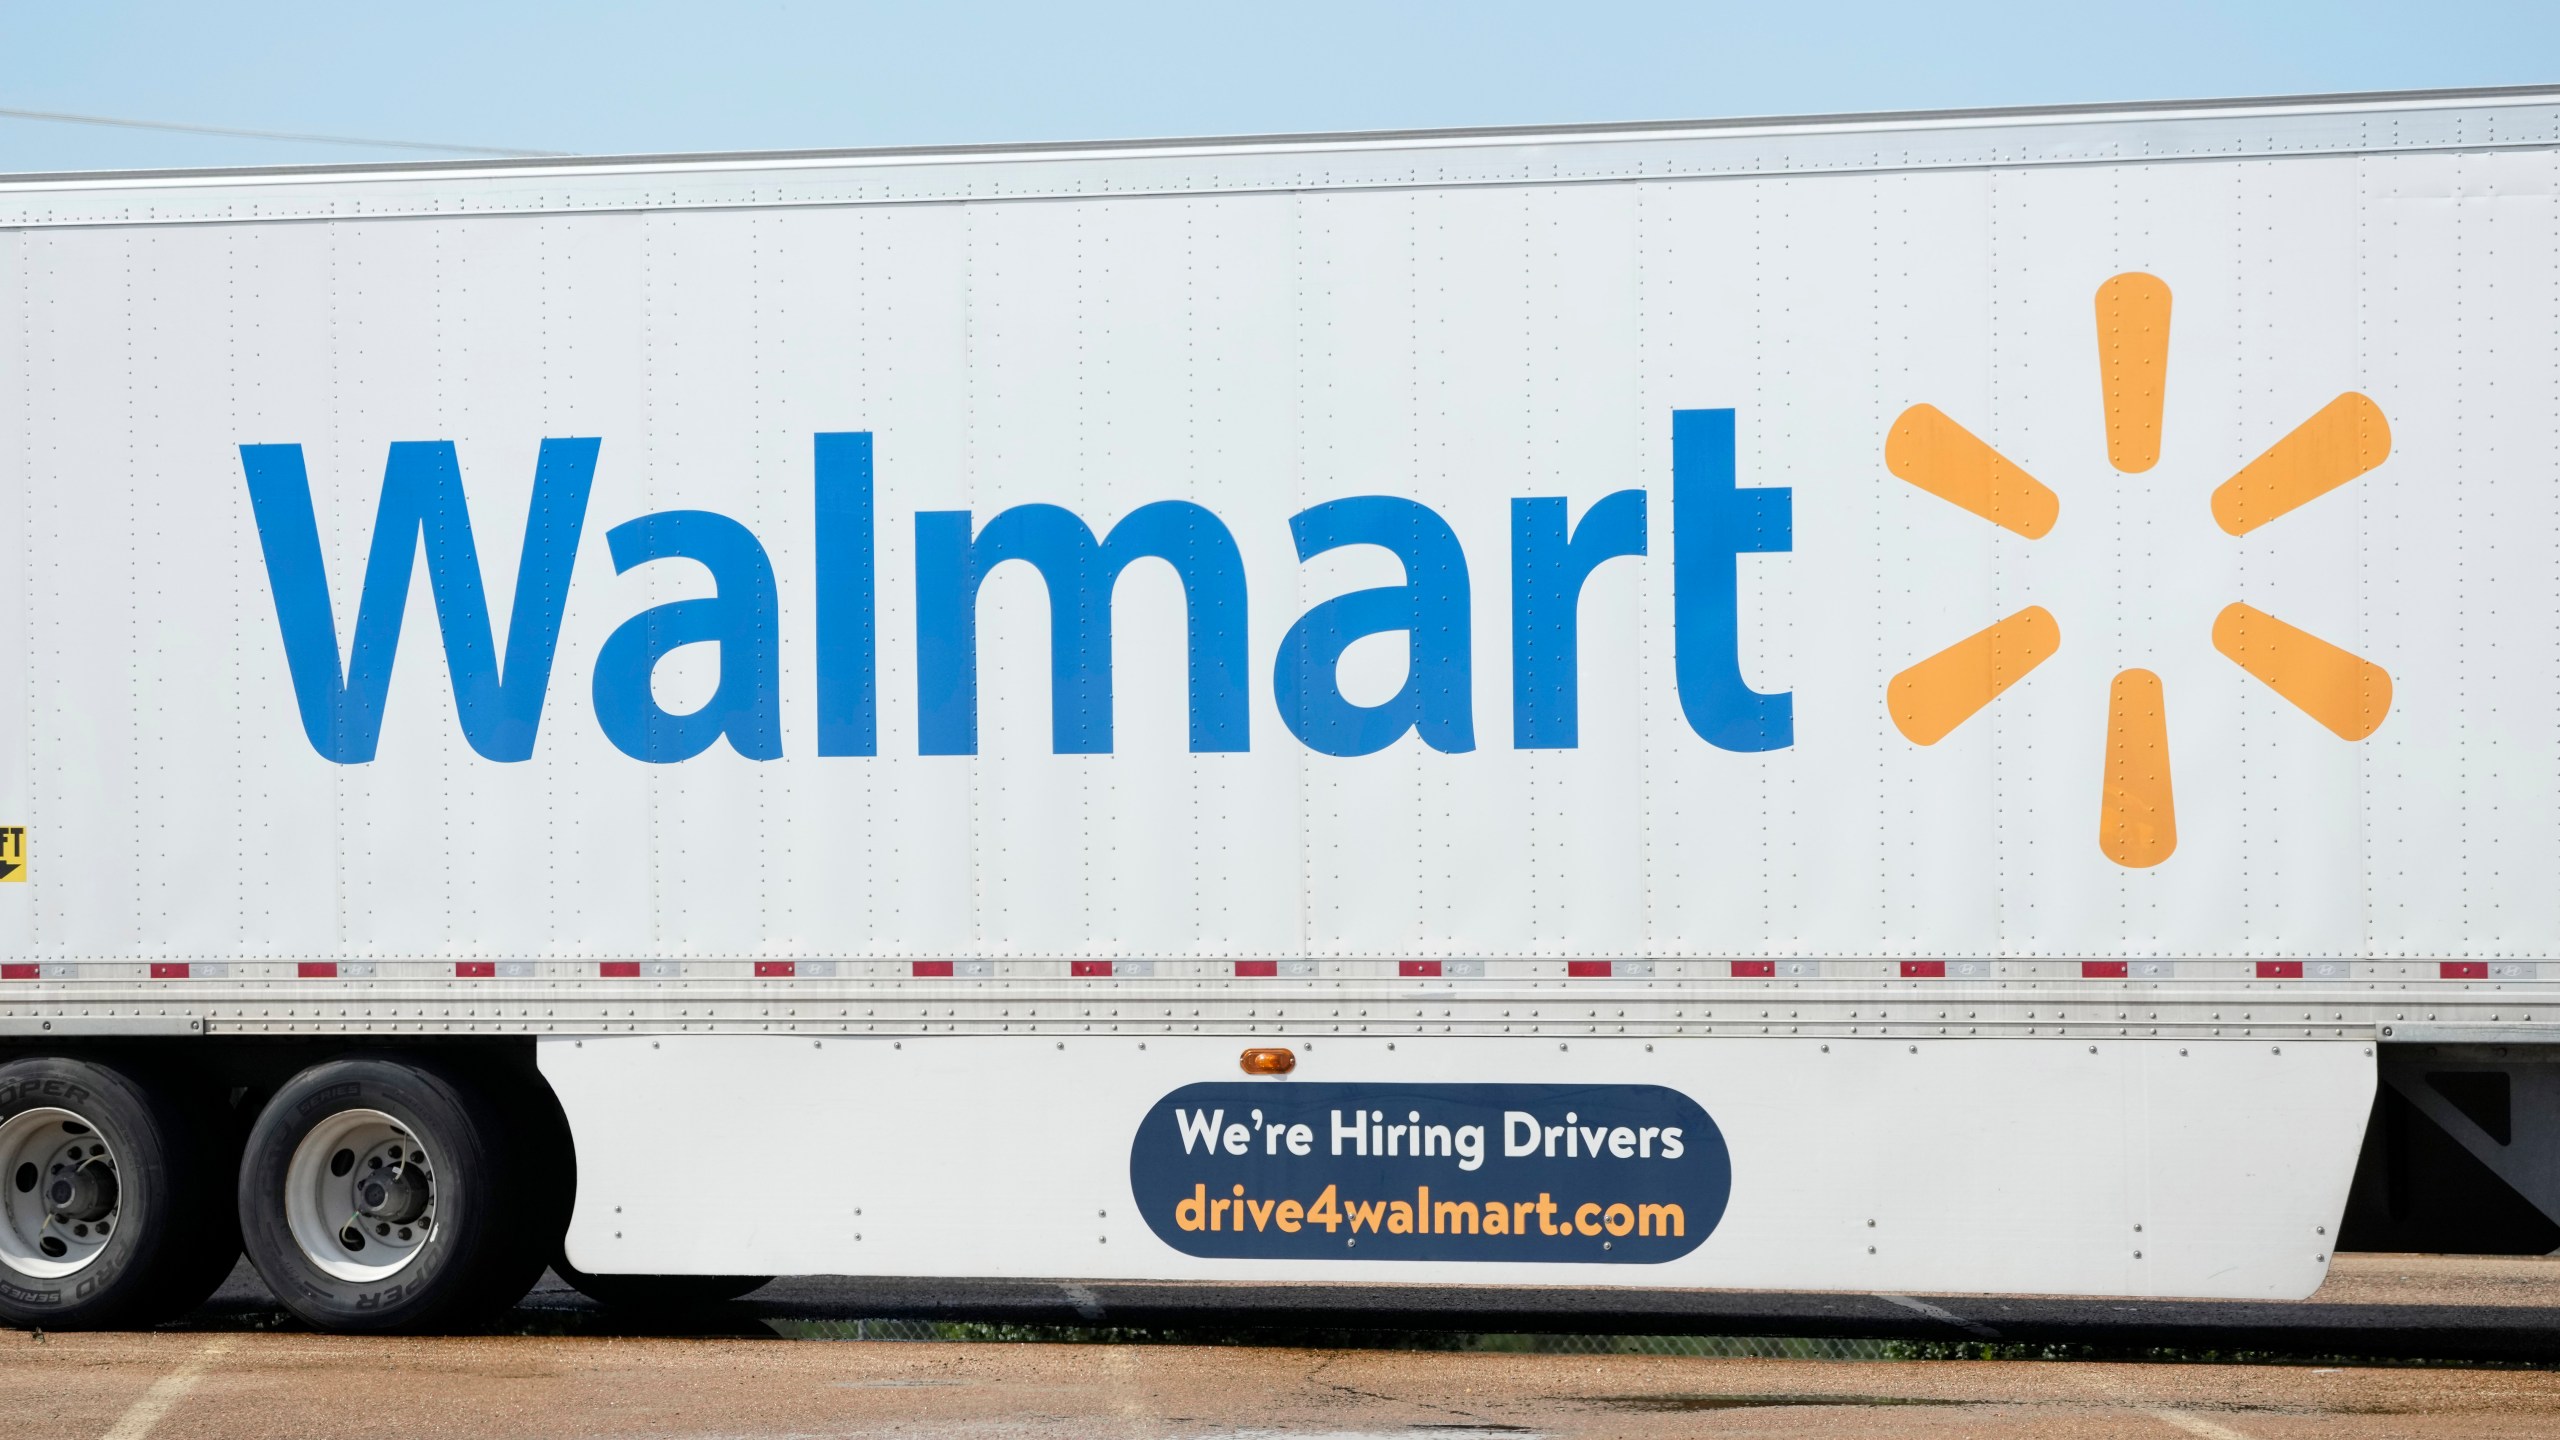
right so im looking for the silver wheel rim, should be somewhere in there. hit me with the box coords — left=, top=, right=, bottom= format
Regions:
left=0, top=1107, right=123, bottom=1280
left=283, top=1108, right=439, bottom=1282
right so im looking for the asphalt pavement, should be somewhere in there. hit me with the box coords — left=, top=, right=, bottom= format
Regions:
left=3, top=1255, right=2556, bottom=1439
left=8, top=1324, right=2560, bottom=1439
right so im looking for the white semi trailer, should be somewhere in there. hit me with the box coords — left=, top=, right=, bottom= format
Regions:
left=2, top=85, right=2557, bottom=1332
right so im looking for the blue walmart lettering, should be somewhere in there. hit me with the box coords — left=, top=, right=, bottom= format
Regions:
left=914, top=500, right=1248, bottom=756
left=240, top=438, right=597, bottom=764
left=237, top=408, right=1793, bottom=762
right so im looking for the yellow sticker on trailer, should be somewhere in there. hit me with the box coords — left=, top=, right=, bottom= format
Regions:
left=0, top=827, right=23, bottom=882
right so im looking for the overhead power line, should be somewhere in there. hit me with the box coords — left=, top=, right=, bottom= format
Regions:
left=0, top=105, right=565, bottom=158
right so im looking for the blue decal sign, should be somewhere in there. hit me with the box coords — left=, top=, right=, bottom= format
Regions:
left=1130, top=1082, right=1731, bottom=1262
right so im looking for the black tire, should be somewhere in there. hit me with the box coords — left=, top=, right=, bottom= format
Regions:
left=0, top=1056, right=236, bottom=1329
left=236, top=1056, right=547, bottom=1333
left=553, top=1259, right=770, bottom=1310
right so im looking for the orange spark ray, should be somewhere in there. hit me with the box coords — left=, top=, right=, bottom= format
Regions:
left=2210, top=393, right=2392, bottom=536
left=1885, top=403, right=2061, bottom=539
left=2096, top=273, right=2172, bottom=474
left=2211, top=602, right=2392, bottom=741
left=1888, top=606, right=2062, bottom=745
left=2100, top=669, right=2176, bottom=868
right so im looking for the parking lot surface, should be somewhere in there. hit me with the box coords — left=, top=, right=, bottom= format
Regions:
left=10, top=1329, right=2560, bottom=1439
left=4, top=1255, right=2558, bottom=1438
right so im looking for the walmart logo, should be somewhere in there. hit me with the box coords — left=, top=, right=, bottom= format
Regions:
left=1884, top=272, right=2395, bottom=868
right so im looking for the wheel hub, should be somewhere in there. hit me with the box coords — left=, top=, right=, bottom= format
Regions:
left=353, top=1164, right=429, bottom=1224
left=284, top=1111, right=439, bottom=1282
left=44, top=1161, right=118, bottom=1223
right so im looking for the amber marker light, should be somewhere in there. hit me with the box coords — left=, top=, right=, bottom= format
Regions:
left=1239, top=1047, right=1297, bottom=1076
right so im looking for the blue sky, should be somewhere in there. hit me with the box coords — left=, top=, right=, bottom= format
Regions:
left=1, top=2, right=2553, bottom=171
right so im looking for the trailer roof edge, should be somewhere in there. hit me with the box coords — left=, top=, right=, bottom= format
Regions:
left=3, top=81, right=2557, bottom=189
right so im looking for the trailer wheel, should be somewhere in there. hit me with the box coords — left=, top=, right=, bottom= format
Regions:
left=237, top=1057, right=542, bottom=1332
left=0, top=1056, right=234, bottom=1328
left=554, top=1257, right=770, bottom=1310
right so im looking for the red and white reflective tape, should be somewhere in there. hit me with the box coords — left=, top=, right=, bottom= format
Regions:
left=1566, top=960, right=1657, bottom=979
left=1071, top=961, right=1158, bottom=978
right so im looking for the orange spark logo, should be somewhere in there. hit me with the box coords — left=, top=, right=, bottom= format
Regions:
left=1883, top=273, right=2394, bottom=868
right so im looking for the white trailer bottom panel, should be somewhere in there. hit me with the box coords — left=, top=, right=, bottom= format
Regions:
left=545, top=1034, right=2371, bottom=1300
